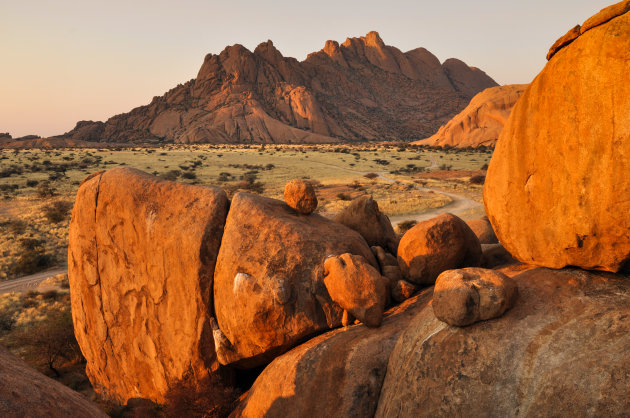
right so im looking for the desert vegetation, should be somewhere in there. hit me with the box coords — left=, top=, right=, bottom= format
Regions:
left=0, top=144, right=490, bottom=281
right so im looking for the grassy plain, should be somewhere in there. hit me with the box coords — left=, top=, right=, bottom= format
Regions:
left=0, top=143, right=491, bottom=280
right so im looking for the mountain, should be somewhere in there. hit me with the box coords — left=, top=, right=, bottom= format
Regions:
left=60, top=31, right=498, bottom=144
left=413, top=84, right=527, bottom=148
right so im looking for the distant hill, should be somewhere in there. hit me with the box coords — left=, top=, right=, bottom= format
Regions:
left=414, top=84, right=527, bottom=148
left=59, top=31, right=497, bottom=144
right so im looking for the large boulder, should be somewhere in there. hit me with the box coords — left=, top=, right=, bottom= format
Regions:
left=213, top=192, right=377, bottom=368
left=323, top=253, right=387, bottom=328
left=284, top=179, right=318, bottom=215
left=68, top=168, right=229, bottom=403
left=466, top=216, right=498, bottom=244
left=376, top=267, right=630, bottom=417
left=334, top=196, right=398, bottom=254
left=0, top=345, right=107, bottom=417
left=484, top=6, right=630, bottom=273
left=397, top=213, right=482, bottom=285
left=232, top=290, right=433, bottom=418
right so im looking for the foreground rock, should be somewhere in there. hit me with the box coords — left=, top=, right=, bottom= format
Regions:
left=213, top=192, right=377, bottom=368
left=334, top=196, right=398, bottom=254
left=414, top=84, right=527, bottom=148
left=324, top=253, right=387, bottom=327
left=0, top=345, right=107, bottom=417
left=376, top=267, right=630, bottom=416
left=432, top=268, right=517, bottom=327
left=284, top=179, right=318, bottom=214
left=68, top=168, right=229, bottom=403
left=397, top=213, right=481, bottom=285
left=233, top=290, right=433, bottom=418
left=484, top=6, right=630, bottom=273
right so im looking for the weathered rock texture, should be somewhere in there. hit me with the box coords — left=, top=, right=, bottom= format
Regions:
left=414, top=84, right=527, bottom=148
left=0, top=345, right=107, bottom=418
left=376, top=267, right=630, bottom=417
left=283, top=179, right=318, bottom=214
left=232, top=290, right=433, bottom=418
left=484, top=8, right=630, bottom=273
left=213, top=192, right=377, bottom=368
left=60, top=32, right=497, bottom=144
left=323, top=253, right=387, bottom=327
left=466, top=216, right=498, bottom=244
left=334, top=196, right=398, bottom=254
left=432, top=267, right=517, bottom=327
left=68, top=168, right=229, bottom=403
left=397, top=213, right=482, bottom=285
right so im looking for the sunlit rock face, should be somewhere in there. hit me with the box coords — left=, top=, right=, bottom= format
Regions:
left=414, top=84, right=527, bottom=148
left=376, top=267, right=630, bottom=417
left=212, top=192, right=377, bottom=368
left=68, top=167, right=229, bottom=403
left=484, top=4, right=630, bottom=272
left=61, top=32, right=497, bottom=144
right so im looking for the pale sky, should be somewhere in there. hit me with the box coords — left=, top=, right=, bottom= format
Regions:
left=0, top=0, right=613, bottom=138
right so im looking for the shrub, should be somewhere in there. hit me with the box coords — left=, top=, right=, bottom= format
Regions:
left=10, top=309, right=82, bottom=377
left=9, top=239, right=55, bottom=277
left=396, top=220, right=418, bottom=234
left=1, top=219, right=27, bottom=234
left=42, top=290, right=59, bottom=300
left=26, top=179, right=39, bottom=187
left=481, top=163, right=489, bottom=170
left=165, top=372, right=241, bottom=418
left=336, top=193, right=352, bottom=201
left=182, top=171, right=197, bottom=180
left=364, top=172, right=378, bottom=179
left=161, top=170, right=181, bottom=181
left=0, top=310, right=16, bottom=332
left=469, top=175, right=486, bottom=185
left=43, top=200, right=73, bottom=223
left=37, top=182, right=56, bottom=198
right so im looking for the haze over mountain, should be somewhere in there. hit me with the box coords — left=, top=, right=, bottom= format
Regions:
left=59, top=31, right=497, bottom=144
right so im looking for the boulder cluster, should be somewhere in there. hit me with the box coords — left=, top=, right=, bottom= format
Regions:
left=62, top=2, right=630, bottom=416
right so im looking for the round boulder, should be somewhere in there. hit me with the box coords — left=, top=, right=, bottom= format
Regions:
left=466, top=216, right=498, bottom=244
left=324, top=253, right=387, bottom=328
left=432, top=267, right=518, bottom=327
left=484, top=8, right=630, bottom=273
left=397, top=213, right=482, bottom=285
left=284, top=179, right=318, bottom=214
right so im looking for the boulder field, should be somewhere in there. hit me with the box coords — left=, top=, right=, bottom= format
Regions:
left=63, top=3, right=630, bottom=414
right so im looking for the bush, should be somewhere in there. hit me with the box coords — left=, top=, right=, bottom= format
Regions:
left=26, top=179, right=39, bottom=187
left=43, top=200, right=73, bottom=223
left=164, top=372, right=241, bottom=418
left=161, top=170, right=181, bottom=181
left=9, top=239, right=55, bottom=277
left=10, top=309, right=82, bottom=377
left=182, top=171, right=197, bottom=180
left=364, top=172, right=378, bottom=180
left=37, top=182, right=56, bottom=198
left=0, top=310, right=16, bottom=332
left=336, top=193, right=352, bottom=201
left=396, top=220, right=417, bottom=234
left=469, top=175, right=486, bottom=185
left=481, top=163, right=489, bottom=170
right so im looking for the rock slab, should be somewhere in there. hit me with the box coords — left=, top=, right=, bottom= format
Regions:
left=68, top=167, right=229, bottom=403
left=376, top=267, right=630, bottom=417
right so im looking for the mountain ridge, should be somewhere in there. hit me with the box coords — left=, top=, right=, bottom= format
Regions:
left=60, top=31, right=498, bottom=144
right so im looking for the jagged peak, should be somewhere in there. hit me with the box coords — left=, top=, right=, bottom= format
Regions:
left=362, top=31, right=384, bottom=47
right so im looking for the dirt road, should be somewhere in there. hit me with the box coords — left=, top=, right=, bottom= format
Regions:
left=0, top=266, right=68, bottom=294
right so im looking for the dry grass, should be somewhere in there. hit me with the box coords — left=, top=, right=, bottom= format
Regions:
left=0, top=144, right=491, bottom=280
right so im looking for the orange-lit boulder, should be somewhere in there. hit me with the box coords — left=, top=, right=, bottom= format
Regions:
left=432, top=268, right=517, bottom=327
left=233, top=290, right=433, bottom=418
left=283, top=179, right=318, bottom=214
left=68, top=168, right=229, bottom=403
left=397, top=213, right=482, bottom=285
left=323, top=253, right=387, bottom=328
left=484, top=8, right=630, bottom=272
left=213, top=192, right=377, bottom=368
left=466, top=216, right=498, bottom=244
left=334, top=196, right=398, bottom=254
left=376, top=267, right=630, bottom=416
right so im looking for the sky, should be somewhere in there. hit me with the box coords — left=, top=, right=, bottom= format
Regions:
left=0, top=0, right=613, bottom=138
